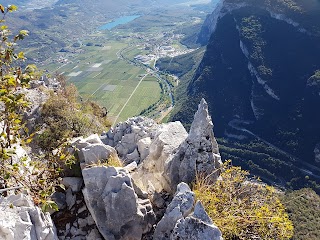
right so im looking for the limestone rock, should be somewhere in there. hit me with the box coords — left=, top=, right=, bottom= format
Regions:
left=154, top=183, right=222, bottom=240
left=124, top=161, right=138, bottom=172
left=153, top=183, right=195, bottom=239
left=192, top=200, right=213, bottom=225
left=66, top=188, right=77, bottom=210
left=137, top=137, right=152, bottom=161
left=51, top=192, right=66, bottom=210
left=165, top=99, right=222, bottom=192
left=7, top=144, right=33, bottom=179
left=62, top=177, right=83, bottom=192
left=171, top=214, right=223, bottom=240
left=132, top=121, right=188, bottom=192
left=0, top=194, right=57, bottom=240
left=11, top=144, right=31, bottom=166
left=86, top=228, right=103, bottom=240
left=71, top=134, right=118, bottom=167
left=127, top=148, right=140, bottom=162
left=53, top=190, right=101, bottom=240
left=101, top=117, right=158, bottom=164
left=22, top=87, right=49, bottom=132
left=82, top=166, right=156, bottom=240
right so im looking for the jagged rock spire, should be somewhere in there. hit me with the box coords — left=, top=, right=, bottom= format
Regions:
left=188, top=98, right=220, bottom=155
left=165, top=98, right=222, bottom=192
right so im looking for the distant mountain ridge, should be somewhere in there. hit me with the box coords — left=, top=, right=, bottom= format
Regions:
left=56, top=0, right=193, bottom=12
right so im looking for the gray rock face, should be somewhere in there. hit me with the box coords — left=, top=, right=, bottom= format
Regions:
left=82, top=166, right=156, bottom=240
left=171, top=214, right=223, bottom=240
left=101, top=117, right=158, bottom=164
left=62, top=177, right=83, bottom=193
left=86, top=228, right=103, bottom=240
left=71, top=134, right=117, bottom=168
left=153, top=183, right=195, bottom=239
left=137, top=137, right=152, bottom=160
left=165, top=99, right=222, bottom=192
left=51, top=192, right=66, bottom=210
left=66, top=188, right=77, bottom=210
left=0, top=194, right=58, bottom=240
left=132, top=121, right=188, bottom=193
left=153, top=183, right=222, bottom=240
left=23, top=87, right=49, bottom=132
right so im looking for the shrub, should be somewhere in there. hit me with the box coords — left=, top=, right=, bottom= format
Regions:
left=193, top=161, right=294, bottom=240
left=0, top=4, right=36, bottom=188
left=36, top=80, right=111, bottom=151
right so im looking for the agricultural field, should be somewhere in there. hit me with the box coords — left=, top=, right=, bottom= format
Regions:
left=44, top=5, right=209, bottom=125
left=46, top=38, right=162, bottom=124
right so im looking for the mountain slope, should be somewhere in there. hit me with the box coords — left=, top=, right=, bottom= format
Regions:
left=167, top=0, right=320, bottom=191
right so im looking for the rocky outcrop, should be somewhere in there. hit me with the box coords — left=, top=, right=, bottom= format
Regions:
left=153, top=183, right=222, bottom=240
left=197, top=0, right=249, bottom=45
left=112, top=99, right=222, bottom=194
left=22, top=76, right=61, bottom=132
left=132, top=121, right=188, bottom=193
left=62, top=177, right=83, bottom=193
left=71, top=134, right=118, bottom=168
left=0, top=194, right=57, bottom=240
left=171, top=201, right=223, bottom=240
left=165, top=99, right=222, bottom=192
left=101, top=117, right=158, bottom=164
left=2, top=96, right=223, bottom=240
left=82, top=166, right=156, bottom=240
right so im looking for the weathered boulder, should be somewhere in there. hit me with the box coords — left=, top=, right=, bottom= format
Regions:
left=165, top=99, right=222, bottom=192
left=86, top=228, right=103, bottom=240
left=71, top=134, right=118, bottom=168
left=51, top=192, right=66, bottom=210
left=153, top=183, right=195, bottom=238
left=0, top=194, right=58, bottom=240
left=22, top=87, right=49, bottom=132
left=171, top=201, right=223, bottom=240
left=82, top=166, right=156, bottom=240
left=153, top=183, right=222, bottom=240
left=131, top=121, right=188, bottom=193
left=62, top=177, right=83, bottom=193
left=65, top=188, right=77, bottom=210
left=137, top=137, right=152, bottom=160
left=101, top=117, right=158, bottom=164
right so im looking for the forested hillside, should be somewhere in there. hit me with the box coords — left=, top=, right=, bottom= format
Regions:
left=160, top=0, right=320, bottom=192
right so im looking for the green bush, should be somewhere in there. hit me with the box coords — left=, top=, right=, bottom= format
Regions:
left=36, top=82, right=110, bottom=151
left=193, top=161, right=294, bottom=240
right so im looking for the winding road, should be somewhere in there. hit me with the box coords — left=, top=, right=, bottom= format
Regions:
left=228, top=119, right=320, bottom=180
left=116, top=44, right=175, bottom=116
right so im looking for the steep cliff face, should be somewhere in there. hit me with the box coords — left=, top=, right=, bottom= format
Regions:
left=170, top=0, right=320, bottom=189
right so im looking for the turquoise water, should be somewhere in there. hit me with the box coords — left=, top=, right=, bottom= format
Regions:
left=98, top=15, right=141, bottom=30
